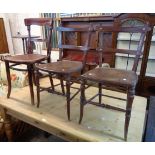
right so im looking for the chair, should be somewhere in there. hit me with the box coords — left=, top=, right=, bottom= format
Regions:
left=4, top=18, right=53, bottom=105
left=35, top=25, right=94, bottom=120
left=79, top=15, right=151, bottom=141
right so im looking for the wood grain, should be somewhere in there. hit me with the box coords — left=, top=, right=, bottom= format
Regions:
left=0, top=78, right=147, bottom=141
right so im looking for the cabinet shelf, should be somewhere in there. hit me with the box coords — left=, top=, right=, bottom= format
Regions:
left=118, top=35, right=155, bottom=42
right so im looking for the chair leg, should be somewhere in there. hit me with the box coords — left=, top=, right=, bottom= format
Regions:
left=66, top=75, right=71, bottom=121
left=124, top=87, right=135, bottom=141
left=27, top=64, right=35, bottom=105
left=60, top=75, right=65, bottom=95
left=49, top=73, right=55, bottom=91
left=32, top=65, right=36, bottom=86
left=79, top=79, right=86, bottom=124
left=98, top=83, right=102, bottom=104
left=5, top=61, right=11, bottom=98
left=36, top=69, right=40, bottom=108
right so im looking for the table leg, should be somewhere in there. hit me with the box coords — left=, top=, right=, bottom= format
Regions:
left=27, top=64, right=35, bottom=105
left=5, top=61, right=11, bottom=98
left=1, top=107, right=13, bottom=141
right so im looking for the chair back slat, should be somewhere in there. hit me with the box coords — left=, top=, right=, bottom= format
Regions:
left=96, top=48, right=143, bottom=55
left=96, top=25, right=151, bottom=33
left=24, top=18, right=53, bottom=27
left=57, top=25, right=94, bottom=68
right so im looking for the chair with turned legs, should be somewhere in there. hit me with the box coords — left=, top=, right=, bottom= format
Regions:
left=4, top=18, right=55, bottom=105
left=35, top=25, right=94, bottom=120
left=79, top=14, right=151, bottom=141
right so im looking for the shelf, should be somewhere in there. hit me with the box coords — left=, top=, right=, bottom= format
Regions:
left=116, top=53, right=155, bottom=60
left=117, top=35, right=155, bottom=42
left=145, top=73, right=155, bottom=77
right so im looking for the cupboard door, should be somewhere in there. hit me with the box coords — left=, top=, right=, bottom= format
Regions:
left=0, top=18, right=9, bottom=53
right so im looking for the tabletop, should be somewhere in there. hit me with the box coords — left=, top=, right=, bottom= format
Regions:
left=0, top=78, right=147, bottom=141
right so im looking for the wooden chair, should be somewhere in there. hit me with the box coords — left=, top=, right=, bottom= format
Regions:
left=79, top=15, right=151, bottom=141
left=4, top=18, right=53, bottom=105
left=35, top=25, right=94, bottom=120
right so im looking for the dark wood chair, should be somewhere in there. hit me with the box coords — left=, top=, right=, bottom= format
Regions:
left=35, top=25, right=94, bottom=120
left=79, top=16, right=151, bottom=141
left=4, top=18, right=53, bottom=105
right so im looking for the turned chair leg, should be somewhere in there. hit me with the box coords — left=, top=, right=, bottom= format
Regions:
left=36, top=69, right=40, bottom=108
left=27, top=64, right=35, bottom=105
left=98, top=83, right=102, bottom=104
left=5, top=61, right=11, bottom=98
left=124, top=87, right=135, bottom=141
left=49, top=73, right=55, bottom=91
left=79, top=79, right=86, bottom=124
left=66, top=75, right=71, bottom=120
left=32, top=64, right=37, bottom=86
left=60, top=75, right=65, bottom=95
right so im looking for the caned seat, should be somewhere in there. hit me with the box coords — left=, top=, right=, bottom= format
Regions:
left=79, top=14, right=151, bottom=141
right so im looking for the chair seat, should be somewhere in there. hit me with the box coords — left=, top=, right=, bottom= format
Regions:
left=35, top=60, right=83, bottom=74
left=81, top=67, right=138, bottom=87
left=4, top=54, right=47, bottom=64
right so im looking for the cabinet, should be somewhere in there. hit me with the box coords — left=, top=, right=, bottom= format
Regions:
left=61, top=16, right=115, bottom=68
left=60, top=14, right=155, bottom=97
left=0, top=18, right=9, bottom=54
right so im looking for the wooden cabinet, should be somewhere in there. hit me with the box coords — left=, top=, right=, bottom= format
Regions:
left=61, top=16, right=115, bottom=68
left=60, top=14, right=155, bottom=97
left=0, top=18, right=9, bottom=54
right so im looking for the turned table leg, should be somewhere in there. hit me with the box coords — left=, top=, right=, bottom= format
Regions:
left=1, top=108, right=13, bottom=141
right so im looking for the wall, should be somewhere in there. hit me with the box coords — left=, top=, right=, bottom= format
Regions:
left=0, top=13, right=40, bottom=54
left=6, top=13, right=40, bottom=54
left=0, top=13, right=14, bottom=54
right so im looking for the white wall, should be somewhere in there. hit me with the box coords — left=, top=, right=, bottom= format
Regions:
left=0, top=13, right=40, bottom=54
left=6, top=13, right=40, bottom=54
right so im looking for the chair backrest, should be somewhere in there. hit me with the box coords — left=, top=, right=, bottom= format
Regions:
left=56, top=25, right=94, bottom=68
left=24, top=18, right=53, bottom=62
left=96, top=14, right=151, bottom=72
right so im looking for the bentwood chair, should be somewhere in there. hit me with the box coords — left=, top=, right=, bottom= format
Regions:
left=79, top=15, right=151, bottom=141
left=4, top=18, right=54, bottom=105
left=35, top=25, right=94, bottom=120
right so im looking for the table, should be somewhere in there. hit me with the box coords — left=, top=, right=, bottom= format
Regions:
left=12, top=35, right=40, bottom=54
left=0, top=78, right=147, bottom=142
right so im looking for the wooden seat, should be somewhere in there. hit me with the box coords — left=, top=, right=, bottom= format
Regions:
left=4, top=54, right=47, bottom=64
left=79, top=14, right=151, bottom=141
left=35, top=25, right=94, bottom=121
left=36, top=60, right=83, bottom=74
left=4, top=18, right=53, bottom=105
left=82, top=68, right=138, bottom=87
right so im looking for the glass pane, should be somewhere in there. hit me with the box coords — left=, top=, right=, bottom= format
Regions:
left=145, top=26, right=155, bottom=77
